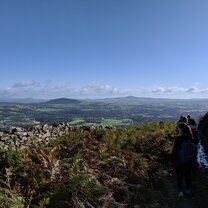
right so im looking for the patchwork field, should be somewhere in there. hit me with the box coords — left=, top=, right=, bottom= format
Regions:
left=0, top=97, right=207, bottom=130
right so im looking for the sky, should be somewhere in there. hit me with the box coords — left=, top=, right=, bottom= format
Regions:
left=1, top=0, right=208, bottom=99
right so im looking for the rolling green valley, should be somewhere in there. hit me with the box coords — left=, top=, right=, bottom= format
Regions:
left=0, top=97, right=207, bottom=131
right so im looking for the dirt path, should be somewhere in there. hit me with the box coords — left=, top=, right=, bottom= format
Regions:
left=164, top=168, right=208, bottom=208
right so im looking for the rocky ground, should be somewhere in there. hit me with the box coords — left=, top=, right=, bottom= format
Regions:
left=0, top=123, right=79, bottom=149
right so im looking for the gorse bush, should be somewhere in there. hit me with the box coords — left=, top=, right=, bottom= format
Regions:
left=0, top=122, right=176, bottom=207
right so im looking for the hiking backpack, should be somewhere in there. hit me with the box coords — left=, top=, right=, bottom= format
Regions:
left=179, top=140, right=197, bottom=164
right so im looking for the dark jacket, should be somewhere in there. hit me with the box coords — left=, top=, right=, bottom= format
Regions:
left=170, top=135, right=194, bottom=169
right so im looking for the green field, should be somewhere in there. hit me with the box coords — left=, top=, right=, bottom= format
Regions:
left=101, top=118, right=133, bottom=126
left=68, top=119, right=85, bottom=125
left=0, top=97, right=207, bottom=130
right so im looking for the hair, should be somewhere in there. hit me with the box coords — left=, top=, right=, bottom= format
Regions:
left=182, top=116, right=188, bottom=124
left=177, top=122, right=193, bottom=140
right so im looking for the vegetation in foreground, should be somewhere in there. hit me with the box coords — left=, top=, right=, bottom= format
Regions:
left=0, top=122, right=177, bottom=207
left=0, top=119, right=208, bottom=207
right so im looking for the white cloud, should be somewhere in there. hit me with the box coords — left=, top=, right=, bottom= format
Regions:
left=80, top=84, right=122, bottom=96
left=150, top=86, right=199, bottom=95
left=200, top=88, right=208, bottom=94
left=185, top=87, right=198, bottom=93
left=151, top=87, right=165, bottom=93
left=1, top=81, right=208, bottom=99
left=12, top=80, right=37, bottom=88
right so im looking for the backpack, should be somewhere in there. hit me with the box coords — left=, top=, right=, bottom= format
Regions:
left=179, top=140, right=197, bottom=164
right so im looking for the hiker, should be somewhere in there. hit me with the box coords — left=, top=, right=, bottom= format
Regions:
left=187, top=115, right=196, bottom=126
left=170, top=122, right=197, bottom=198
left=187, top=115, right=199, bottom=144
left=176, top=116, right=188, bottom=133
left=177, top=116, right=184, bottom=124
left=176, top=116, right=184, bottom=134
left=182, top=116, right=188, bottom=124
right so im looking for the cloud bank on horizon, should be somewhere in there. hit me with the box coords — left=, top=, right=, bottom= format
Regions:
left=0, top=80, right=207, bottom=99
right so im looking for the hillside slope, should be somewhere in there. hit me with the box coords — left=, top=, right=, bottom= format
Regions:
left=0, top=123, right=208, bottom=207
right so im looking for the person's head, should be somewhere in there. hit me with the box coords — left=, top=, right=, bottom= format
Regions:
left=187, top=115, right=190, bottom=119
left=177, top=122, right=193, bottom=139
left=182, top=116, right=188, bottom=124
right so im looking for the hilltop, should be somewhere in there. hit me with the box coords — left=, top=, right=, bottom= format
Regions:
left=45, top=98, right=81, bottom=104
left=0, top=122, right=208, bottom=207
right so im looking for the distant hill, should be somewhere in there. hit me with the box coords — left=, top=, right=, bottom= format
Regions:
left=92, top=96, right=173, bottom=105
left=0, top=96, right=208, bottom=131
left=93, top=96, right=208, bottom=105
left=45, top=98, right=80, bottom=104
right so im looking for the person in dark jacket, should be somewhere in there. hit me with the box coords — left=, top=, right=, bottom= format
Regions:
left=187, top=115, right=199, bottom=144
left=187, top=115, right=196, bottom=126
left=176, top=116, right=184, bottom=134
left=171, top=122, right=196, bottom=198
left=176, top=116, right=188, bottom=134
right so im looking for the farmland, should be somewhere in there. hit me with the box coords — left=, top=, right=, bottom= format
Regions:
left=0, top=96, right=207, bottom=130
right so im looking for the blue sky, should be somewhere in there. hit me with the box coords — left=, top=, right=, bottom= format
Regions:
left=1, top=0, right=208, bottom=99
